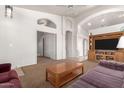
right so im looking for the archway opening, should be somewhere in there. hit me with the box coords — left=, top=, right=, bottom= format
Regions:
left=65, top=31, right=73, bottom=58
left=37, top=31, right=57, bottom=63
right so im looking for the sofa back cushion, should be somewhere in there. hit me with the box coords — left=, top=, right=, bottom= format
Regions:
left=99, top=61, right=124, bottom=71
left=0, top=63, right=11, bottom=73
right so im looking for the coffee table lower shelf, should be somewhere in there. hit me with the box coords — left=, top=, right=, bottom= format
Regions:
left=47, top=70, right=83, bottom=87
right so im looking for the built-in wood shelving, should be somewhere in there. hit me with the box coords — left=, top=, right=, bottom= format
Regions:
left=88, top=32, right=124, bottom=62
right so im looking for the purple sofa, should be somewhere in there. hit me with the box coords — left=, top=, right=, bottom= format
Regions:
left=69, top=61, right=124, bottom=88
left=0, top=63, right=22, bottom=88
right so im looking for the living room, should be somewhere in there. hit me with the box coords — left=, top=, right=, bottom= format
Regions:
left=1, top=3, right=124, bottom=90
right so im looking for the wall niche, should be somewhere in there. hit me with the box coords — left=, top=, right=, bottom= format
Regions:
left=37, top=18, right=57, bottom=29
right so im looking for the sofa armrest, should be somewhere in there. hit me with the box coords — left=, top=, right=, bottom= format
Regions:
left=0, top=63, right=11, bottom=73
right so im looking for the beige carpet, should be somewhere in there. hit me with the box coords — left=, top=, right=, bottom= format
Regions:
left=18, top=57, right=98, bottom=88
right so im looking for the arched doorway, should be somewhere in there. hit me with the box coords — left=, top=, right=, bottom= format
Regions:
left=37, top=31, right=57, bottom=60
left=65, top=31, right=73, bottom=58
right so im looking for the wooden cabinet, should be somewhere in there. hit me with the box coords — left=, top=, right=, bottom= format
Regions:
left=88, top=32, right=124, bottom=62
left=115, top=51, right=124, bottom=62
left=88, top=50, right=124, bottom=62
left=95, top=50, right=116, bottom=61
left=88, top=50, right=95, bottom=61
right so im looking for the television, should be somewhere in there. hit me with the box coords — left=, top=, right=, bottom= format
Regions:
left=95, top=38, right=119, bottom=50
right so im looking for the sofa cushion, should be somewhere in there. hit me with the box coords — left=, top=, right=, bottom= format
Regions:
left=9, top=79, right=22, bottom=88
left=0, top=70, right=21, bottom=88
left=0, top=63, right=11, bottom=73
left=0, top=70, right=19, bottom=83
left=99, top=61, right=124, bottom=71
left=121, top=81, right=124, bottom=88
left=80, top=70, right=123, bottom=88
left=9, top=70, right=19, bottom=79
left=93, top=65, right=124, bottom=79
left=69, top=79, right=96, bottom=88
left=0, top=72, right=10, bottom=83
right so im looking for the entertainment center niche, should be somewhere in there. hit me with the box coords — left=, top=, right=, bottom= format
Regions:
left=88, top=32, right=124, bottom=62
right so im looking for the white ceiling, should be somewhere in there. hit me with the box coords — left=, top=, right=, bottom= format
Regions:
left=83, top=11, right=124, bottom=31
left=15, top=5, right=96, bottom=17
left=15, top=5, right=124, bottom=31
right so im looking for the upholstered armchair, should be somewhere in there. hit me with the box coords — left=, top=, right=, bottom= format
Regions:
left=0, top=63, right=22, bottom=88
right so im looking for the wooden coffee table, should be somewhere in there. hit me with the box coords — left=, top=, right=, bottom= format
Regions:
left=46, top=62, right=83, bottom=87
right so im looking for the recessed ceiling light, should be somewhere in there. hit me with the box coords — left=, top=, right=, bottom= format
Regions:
left=118, top=14, right=124, bottom=18
left=88, top=22, right=92, bottom=26
left=101, top=19, right=105, bottom=22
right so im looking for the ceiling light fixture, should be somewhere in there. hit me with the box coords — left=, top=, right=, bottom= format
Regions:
left=5, top=5, right=13, bottom=18
left=101, top=19, right=105, bottom=22
left=88, top=22, right=92, bottom=26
